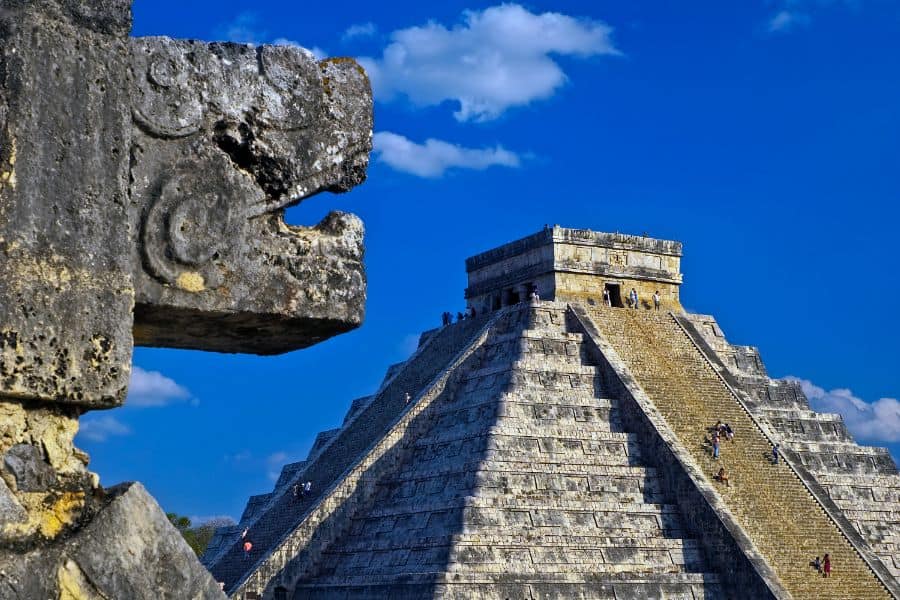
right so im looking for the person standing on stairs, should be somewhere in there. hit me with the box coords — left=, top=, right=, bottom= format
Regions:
left=629, top=288, right=639, bottom=309
left=823, top=553, right=831, bottom=578
left=653, top=291, right=661, bottom=310
left=772, top=444, right=780, bottom=465
left=712, top=432, right=720, bottom=459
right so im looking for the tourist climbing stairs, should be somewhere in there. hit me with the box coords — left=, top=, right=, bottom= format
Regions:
left=582, top=306, right=893, bottom=599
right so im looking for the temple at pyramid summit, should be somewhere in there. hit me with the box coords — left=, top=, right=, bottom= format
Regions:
left=203, top=226, right=900, bottom=599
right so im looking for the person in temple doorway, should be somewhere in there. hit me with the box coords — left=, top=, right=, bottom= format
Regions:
left=603, top=288, right=612, bottom=307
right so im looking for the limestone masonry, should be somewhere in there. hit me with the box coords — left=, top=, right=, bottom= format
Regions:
left=208, top=227, right=900, bottom=599
left=0, top=1, right=373, bottom=597
left=465, top=225, right=682, bottom=312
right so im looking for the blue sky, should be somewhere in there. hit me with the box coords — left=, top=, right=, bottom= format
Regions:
left=78, top=0, right=900, bottom=523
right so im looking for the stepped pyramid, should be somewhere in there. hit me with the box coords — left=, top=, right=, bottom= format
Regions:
left=204, top=226, right=900, bottom=599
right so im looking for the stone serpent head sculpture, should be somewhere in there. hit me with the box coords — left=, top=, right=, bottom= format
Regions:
left=0, top=0, right=372, bottom=554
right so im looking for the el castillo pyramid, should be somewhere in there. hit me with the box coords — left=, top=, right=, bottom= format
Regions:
left=202, top=226, right=900, bottom=600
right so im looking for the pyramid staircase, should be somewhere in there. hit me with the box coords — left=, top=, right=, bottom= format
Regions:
left=579, top=306, right=894, bottom=599
left=224, top=303, right=728, bottom=598
left=680, top=313, right=900, bottom=580
left=289, top=303, right=723, bottom=598
left=204, top=315, right=492, bottom=594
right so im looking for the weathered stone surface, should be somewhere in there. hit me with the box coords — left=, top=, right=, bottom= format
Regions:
left=3, top=444, right=56, bottom=493
left=0, top=482, right=226, bottom=599
left=0, top=0, right=372, bottom=594
left=215, top=305, right=732, bottom=599
left=0, top=0, right=135, bottom=409
left=465, top=225, right=683, bottom=314
left=0, top=0, right=372, bottom=408
left=129, top=39, right=371, bottom=354
left=0, top=478, right=26, bottom=525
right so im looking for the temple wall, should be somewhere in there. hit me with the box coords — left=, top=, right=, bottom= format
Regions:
left=554, top=272, right=681, bottom=310
left=465, top=227, right=683, bottom=311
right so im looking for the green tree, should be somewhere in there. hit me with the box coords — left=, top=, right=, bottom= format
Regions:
left=166, top=513, right=235, bottom=556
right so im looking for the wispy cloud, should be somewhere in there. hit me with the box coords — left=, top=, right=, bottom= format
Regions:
left=765, top=0, right=858, bottom=35
left=342, top=22, right=377, bottom=42
left=767, top=9, right=811, bottom=33
left=359, top=4, right=620, bottom=122
left=127, top=366, right=192, bottom=407
left=272, top=38, right=327, bottom=60
left=216, top=13, right=325, bottom=58
left=218, top=12, right=265, bottom=44
left=786, top=376, right=900, bottom=442
left=373, top=131, right=520, bottom=177
left=78, top=415, right=131, bottom=443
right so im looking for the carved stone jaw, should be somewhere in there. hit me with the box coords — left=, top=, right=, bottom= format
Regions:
left=128, top=38, right=372, bottom=354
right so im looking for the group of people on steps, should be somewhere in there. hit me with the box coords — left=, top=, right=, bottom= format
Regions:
left=707, top=421, right=835, bottom=578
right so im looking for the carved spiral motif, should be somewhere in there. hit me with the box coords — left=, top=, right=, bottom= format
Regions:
left=141, top=153, right=240, bottom=292
left=131, top=38, right=204, bottom=138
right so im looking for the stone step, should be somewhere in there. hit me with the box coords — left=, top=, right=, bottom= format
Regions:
left=297, top=570, right=723, bottom=587
left=428, top=398, right=620, bottom=422
left=379, top=469, right=663, bottom=500
left=325, top=552, right=703, bottom=576
left=328, top=532, right=701, bottom=554
left=466, top=361, right=600, bottom=380
left=390, top=458, right=660, bottom=479
left=409, top=426, right=635, bottom=448
left=360, top=495, right=683, bottom=519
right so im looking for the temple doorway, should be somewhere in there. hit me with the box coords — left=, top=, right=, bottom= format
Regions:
left=604, top=283, right=624, bottom=308
left=504, top=288, right=520, bottom=306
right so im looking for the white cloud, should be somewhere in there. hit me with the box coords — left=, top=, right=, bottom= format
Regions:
left=218, top=14, right=325, bottom=58
left=127, top=366, right=191, bottom=407
left=272, top=38, right=327, bottom=60
left=765, top=0, right=858, bottom=34
left=373, top=131, right=520, bottom=177
left=78, top=415, right=131, bottom=443
left=343, top=22, right=377, bottom=41
left=220, top=12, right=264, bottom=44
left=767, top=10, right=811, bottom=33
left=785, top=377, right=900, bottom=442
left=359, top=4, right=620, bottom=122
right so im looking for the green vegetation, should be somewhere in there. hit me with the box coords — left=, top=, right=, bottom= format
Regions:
left=166, top=513, right=235, bottom=556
